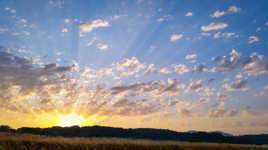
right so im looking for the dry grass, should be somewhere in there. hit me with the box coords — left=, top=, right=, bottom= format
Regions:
left=0, top=132, right=268, bottom=150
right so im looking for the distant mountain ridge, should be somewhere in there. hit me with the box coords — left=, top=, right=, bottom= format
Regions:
left=0, top=125, right=267, bottom=145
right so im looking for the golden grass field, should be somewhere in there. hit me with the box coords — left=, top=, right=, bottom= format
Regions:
left=0, top=132, right=268, bottom=150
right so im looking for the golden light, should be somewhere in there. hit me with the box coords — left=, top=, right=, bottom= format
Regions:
left=57, top=113, right=86, bottom=127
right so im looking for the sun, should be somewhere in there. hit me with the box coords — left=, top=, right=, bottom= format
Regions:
left=57, top=113, right=85, bottom=127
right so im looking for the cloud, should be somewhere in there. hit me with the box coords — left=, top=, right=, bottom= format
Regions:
left=264, top=85, right=268, bottom=90
left=0, top=28, right=8, bottom=33
left=201, top=22, right=228, bottom=32
left=223, top=79, right=248, bottom=91
left=157, top=18, right=164, bottom=22
left=209, top=108, right=239, bottom=118
left=213, top=32, right=238, bottom=39
left=192, top=63, right=208, bottom=73
left=186, top=80, right=203, bottom=92
left=143, top=64, right=155, bottom=75
left=185, top=54, right=197, bottom=60
left=248, top=36, right=259, bottom=44
left=265, top=22, right=268, bottom=26
left=212, top=49, right=268, bottom=75
left=210, top=6, right=240, bottom=18
left=87, top=37, right=97, bottom=46
left=156, top=67, right=171, bottom=75
left=185, top=12, right=193, bottom=16
left=228, top=6, right=240, bottom=13
left=0, top=47, right=73, bottom=112
left=62, top=28, right=68, bottom=32
left=210, top=11, right=225, bottom=18
left=172, top=64, right=189, bottom=75
left=97, top=44, right=108, bottom=51
left=170, top=34, right=183, bottom=41
left=64, top=18, right=70, bottom=24
left=79, top=19, right=110, bottom=33
left=115, top=57, right=146, bottom=77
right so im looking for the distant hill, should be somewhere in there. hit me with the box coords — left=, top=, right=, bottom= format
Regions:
left=1, top=125, right=268, bottom=145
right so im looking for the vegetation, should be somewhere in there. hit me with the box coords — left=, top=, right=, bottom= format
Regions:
left=1, top=125, right=268, bottom=145
left=0, top=132, right=268, bottom=150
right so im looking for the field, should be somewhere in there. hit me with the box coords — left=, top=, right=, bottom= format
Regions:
left=0, top=132, right=268, bottom=150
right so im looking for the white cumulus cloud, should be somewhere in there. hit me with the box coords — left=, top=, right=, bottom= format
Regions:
left=170, top=34, right=183, bottom=41
left=79, top=19, right=110, bottom=33
left=201, top=22, right=228, bottom=32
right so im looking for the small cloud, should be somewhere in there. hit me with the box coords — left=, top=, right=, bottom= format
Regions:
left=64, top=18, right=71, bottom=24
left=213, top=32, right=238, bottom=39
left=210, top=6, right=240, bottom=18
left=79, top=19, right=110, bottom=33
left=201, top=22, right=228, bottom=32
left=87, top=37, right=97, bottom=46
left=185, top=12, right=193, bottom=16
left=265, top=22, right=268, bottom=26
left=192, top=63, right=208, bottom=73
left=143, top=64, right=155, bottom=75
left=0, top=28, right=8, bottom=33
left=223, top=79, right=248, bottom=91
left=157, top=67, right=171, bottom=75
left=97, top=44, right=108, bottom=51
left=228, top=6, right=240, bottom=13
left=185, top=54, right=197, bottom=60
left=211, top=11, right=225, bottom=18
left=19, top=18, right=27, bottom=23
left=170, top=34, right=183, bottom=42
left=172, top=64, right=189, bottom=75
left=62, top=28, right=68, bottom=33
left=248, top=36, right=259, bottom=44
left=157, top=18, right=164, bottom=22
left=264, top=85, right=268, bottom=90
left=187, top=80, right=203, bottom=92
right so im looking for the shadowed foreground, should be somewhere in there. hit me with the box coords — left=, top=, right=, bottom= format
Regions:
left=0, top=133, right=268, bottom=150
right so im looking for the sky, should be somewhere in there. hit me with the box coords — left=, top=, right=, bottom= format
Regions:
left=0, top=0, right=268, bottom=135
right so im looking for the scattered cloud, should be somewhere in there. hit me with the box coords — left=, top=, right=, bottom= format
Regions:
left=185, top=12, right=193, bottom=16
left=211, top=11, right=225, bottom=18
left=213, top=32, right=238, bottom=39
left=0, top=28, right=8, bottom=33
left=97, top=44, right=108, bottom=51
left=79, top=19, right=110, bottom=33
left=170, top=34, right=183, bottom=41
left=62, top=28, right=68, bottom=32
left=115, top=57, right=146, bottom=77
left=187, top=80, right=203, bottom=92
left=201, top=22, right=228, bottom=32
left=192, top=63, right=208, bottom=73
left=212, top=49, right=268, bottom=75
left=223, top=79, right=248, bottom=91
left=248, top=36, right=259, bottom=44
left=172, top=64, right=189, bottom=75
left=210, top=6, right=240, bottom=18
left=185, top=54, right=197, bottom=60
left=156, top=67, right=171, bottom=75
left=64, top=18, right=70, bottom=24
left=157, top=18, right=164, bottom=22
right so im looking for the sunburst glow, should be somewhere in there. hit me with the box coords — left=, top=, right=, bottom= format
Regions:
left=57, top=113, right=86, bottom=127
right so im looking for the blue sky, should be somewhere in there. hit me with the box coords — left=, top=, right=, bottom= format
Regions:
left=0, top=0, right=268, bottom=134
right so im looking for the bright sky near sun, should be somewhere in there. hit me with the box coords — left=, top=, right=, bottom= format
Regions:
left=0, top=0, right=268, bottom=135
